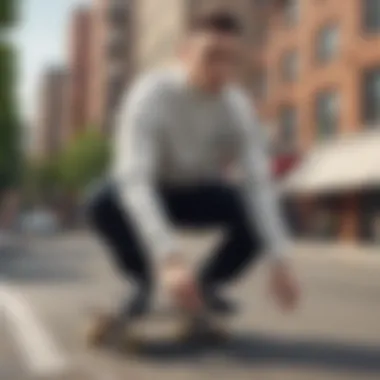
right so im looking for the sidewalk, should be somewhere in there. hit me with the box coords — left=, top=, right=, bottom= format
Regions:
left=294, top=240, right=380, bottom=265
left=296, top=240, right=380, bottom=254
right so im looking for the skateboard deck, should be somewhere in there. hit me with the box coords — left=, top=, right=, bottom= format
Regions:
left=84, top=306, right=231, bottom=353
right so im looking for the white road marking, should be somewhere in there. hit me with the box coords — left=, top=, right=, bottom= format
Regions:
left=0, top=283, right=69, bottom=377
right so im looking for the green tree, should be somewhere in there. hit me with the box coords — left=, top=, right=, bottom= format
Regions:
left=23, top=158, right=61, bottom=204
left=0, top=43, right=22, bottom=191
left=0, top=0, right=21, bottom=194
left=0, top=0, right=17, bottom=27
left=58, top=130, right=111, bottom=192
left=0, top=0, right=21, bottom=226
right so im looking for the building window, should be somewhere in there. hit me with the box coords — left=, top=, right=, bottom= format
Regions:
left=251, top=19, right=268, bottom=46
left=108, top=77, right=125, bottom=111
left=316, top=24, right=339, bottom=63
left=315, top=91, right=340, bottom=139
left=108, top=4, right=128, bottom=25
left=108, top=62, right=124, bottom=78
left=281, top=50, right=298, bottom=82
left=284, top=0, right=300, bottom=27
left=252, top=70, right=267, bottom=100
left=363, top=68, right=380, bottom=124
left=363, top=0, right=380, bottom=32
left=108, top=37, right=126, bottom=60
left=278, top=106, right=297, bottom=152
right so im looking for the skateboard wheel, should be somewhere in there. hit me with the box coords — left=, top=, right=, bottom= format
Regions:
left=123, top=338, right=143, bottom=354
left=85, top=313, right=116, bottom=347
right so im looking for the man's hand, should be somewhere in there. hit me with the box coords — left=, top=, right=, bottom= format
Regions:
left=160, top=256, right=202, bottom=312
left=269, top=260, right=300, bottom=311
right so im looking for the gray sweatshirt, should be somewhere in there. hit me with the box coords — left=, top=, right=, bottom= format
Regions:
left=112, top=66, right=290, bottom=262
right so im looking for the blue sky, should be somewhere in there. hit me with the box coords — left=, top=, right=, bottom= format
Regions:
left=14, top=0, right=90, bottom=124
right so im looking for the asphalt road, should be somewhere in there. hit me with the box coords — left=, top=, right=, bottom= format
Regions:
left=1, top=232, right=380, bottom=380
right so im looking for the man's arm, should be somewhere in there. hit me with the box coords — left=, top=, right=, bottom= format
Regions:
left=231, top=90, right=300, bottom=310
left=231, top=90, right=291, bottom=262
left=112, top=75, right=177, bottom=262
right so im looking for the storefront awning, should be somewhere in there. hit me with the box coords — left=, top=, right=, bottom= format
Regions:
left=281, top=129, right=380, bottom=194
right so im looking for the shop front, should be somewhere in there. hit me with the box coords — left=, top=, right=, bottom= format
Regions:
left=281, top=130, right=380, bottom=243
left=358, top=189, right=380, bottom=244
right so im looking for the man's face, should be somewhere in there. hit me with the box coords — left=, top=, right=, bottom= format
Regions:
left=183, top=31, right=243, bottom=91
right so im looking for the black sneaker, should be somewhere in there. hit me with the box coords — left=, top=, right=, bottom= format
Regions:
left=202, top=287, right=238, bottom=315
left=118, top=286, right=151, bottom=319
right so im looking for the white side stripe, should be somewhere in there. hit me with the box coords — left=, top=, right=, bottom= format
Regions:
left=0, top=284, right=69, bottom=376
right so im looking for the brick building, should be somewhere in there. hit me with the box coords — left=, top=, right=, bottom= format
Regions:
left=269, top=0, right=380, bottom=242
left=65, top=6, right=93, bottom=142
left=36, top=67, right=68, bottom=158
left=86, top=0, right=134, bottom=135
left=254, top=0, right=380, bottom=153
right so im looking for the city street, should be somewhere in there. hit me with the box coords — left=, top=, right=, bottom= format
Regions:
left=1, top=232, right=380, bottom=380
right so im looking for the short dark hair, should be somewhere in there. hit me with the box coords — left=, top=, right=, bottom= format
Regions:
left=190, top=10, right=243, bottom=36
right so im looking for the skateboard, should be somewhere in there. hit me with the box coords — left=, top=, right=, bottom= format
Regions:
left=84, top=306, right=231, bottom=353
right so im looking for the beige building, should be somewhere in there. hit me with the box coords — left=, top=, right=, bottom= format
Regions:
left=134, top=0, right=188, bottom=73
left=133, top=0, right=266, bottom=75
